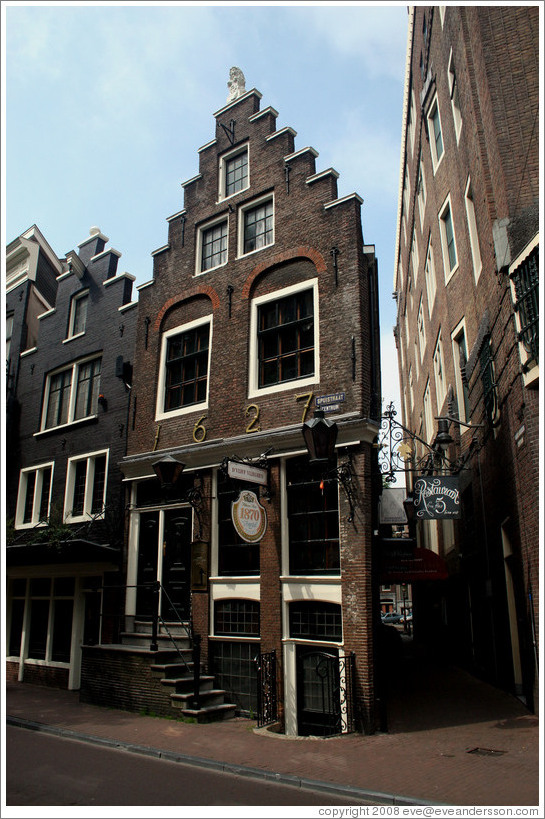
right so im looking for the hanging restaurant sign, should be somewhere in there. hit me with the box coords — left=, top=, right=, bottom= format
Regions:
left=232, top=490, right=268, bottom=543
left=413, top=476, right=461, bottom=519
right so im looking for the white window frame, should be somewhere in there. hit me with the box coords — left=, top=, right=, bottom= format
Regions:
left=66, top=289, right=89, bottom=341
left=6, top=313, right=14, bottom=363
left=64, top=448, right=109, bottom=523
left=411, top=229, right=420, bottom=284
left=423, top=379, right=434, bottom=443
left=248, top=278, right=319, bottom=399
left=439, top=194, right=459, bottom=282
left=427, top=95, right=445, bottom=172
left=403, top=168, right=411, bottom=229
left=238, top=193, right=275, bottom=259
left=417, top=296, right=426, bottom=363
left=424, top=238, right=437, bottom=316
left=218, top=143, right=250, bottom=201
left=408, top=91, right=416, bottom=156
left=155, top=315, right=213, bottom=421
left=433, top=331, right=447, bottom=411
left=451, top=318, right=471, bottom=426
left=417, top=159, right=427, bottom=229
left=464, top=177, right=482, bottom=282
left=40, top=354, right=102, bottom=432
left=448, top=50, right=463, bottom=143
left=15, top=462, right=54, bottom=529
left=408, top=365, right=414, bottom=411
left=196, top=215, right=229, bottom=275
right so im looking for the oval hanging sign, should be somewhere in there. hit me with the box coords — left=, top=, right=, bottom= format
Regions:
left=232, top=490, right=267, bottom=543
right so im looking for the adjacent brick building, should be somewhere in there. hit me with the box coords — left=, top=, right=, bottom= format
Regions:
left=6, top=226, right=137, bottom=689
left=116, top=75, right=382, bottom=734
left=394, top=6, right=539, bottom=709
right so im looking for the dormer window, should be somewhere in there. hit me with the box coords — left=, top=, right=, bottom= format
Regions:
left=68, top=291, right=89, bottom=339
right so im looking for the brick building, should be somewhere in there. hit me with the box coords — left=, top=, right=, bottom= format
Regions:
left=6, top=226, right=137, bottom=690
left=104, top=74, right=382, bottom=735
left=393, top=6, right=539, bottom=708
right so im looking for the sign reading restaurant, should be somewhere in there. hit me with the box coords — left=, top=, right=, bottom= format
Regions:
left=413, top=476, right=461, bottom=519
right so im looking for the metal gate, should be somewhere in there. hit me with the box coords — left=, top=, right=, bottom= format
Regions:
left=296, top=648, right=356, bottom=736
left=255, top=649, right=277, bottom=728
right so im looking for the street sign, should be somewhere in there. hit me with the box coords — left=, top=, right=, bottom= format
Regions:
left=316, top=392, right=345, bottom=413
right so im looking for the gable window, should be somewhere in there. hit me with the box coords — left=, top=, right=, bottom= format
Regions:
left=439, top=196, right=458, bottom=279
left=42, top=356, right=102, bottom=431
left=67, top=290, right=89, bottom=339
left=200, top=218, right=228, bottom=273
left=65, top=450, right=108, bottom=521
left=15, top=462, right=54, bottom=528
left=287, top=456, right=340, bottom=576
left=220, top=146, right=249, bottom=199
left=250, top=280, right=317, bottom=396
left=433, top=332, right=447, bottom=410
left=239, top=196, right=274, bottom=256
left=157, top=318, right=211, bottom=418
left=427, top=96, right=444, bottom=171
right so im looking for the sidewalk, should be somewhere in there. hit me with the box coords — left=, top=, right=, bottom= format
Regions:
left=5, top=644, right=541, bottom=808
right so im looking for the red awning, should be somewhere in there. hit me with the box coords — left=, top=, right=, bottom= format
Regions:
left=380, top=547, right=448, bottom=583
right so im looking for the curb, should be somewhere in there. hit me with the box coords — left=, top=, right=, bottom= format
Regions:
left=7, top=715, right=447, bottom=807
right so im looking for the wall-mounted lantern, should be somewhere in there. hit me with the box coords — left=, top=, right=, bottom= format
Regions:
left=152, top=455, right=186, bottom=494
left=301, top=409, right=338, bottom=465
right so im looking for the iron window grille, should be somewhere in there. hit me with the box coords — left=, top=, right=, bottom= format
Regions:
left=258, top=289, right=314, bottom=388
left=511, top=246, right=539, bottom=368
left=164, top=324, right=209, bottom=411
left=479, top=335, right=499, bottom=425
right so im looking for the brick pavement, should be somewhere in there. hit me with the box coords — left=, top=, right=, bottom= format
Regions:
left=5, top=641, right=541, bottom=808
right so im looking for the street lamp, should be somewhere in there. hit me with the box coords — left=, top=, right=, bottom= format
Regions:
left=301, top=409, right=338, bottom=464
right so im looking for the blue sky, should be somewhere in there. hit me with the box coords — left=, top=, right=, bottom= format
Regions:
left=3, top=1, right=408, bottom=409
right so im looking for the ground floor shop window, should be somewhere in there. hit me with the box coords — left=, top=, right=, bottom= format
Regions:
left=210, top=640, right=259, bottom=716
left=217, top=472, right=260, bottom=576
left=286, top=456, right=340, bottom=575
left=8, top=577, right=75, bottom=665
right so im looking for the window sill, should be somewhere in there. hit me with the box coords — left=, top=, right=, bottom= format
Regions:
left=63, top=332, right=85, bottom=345
left=35, top=415, right=98, bottom=438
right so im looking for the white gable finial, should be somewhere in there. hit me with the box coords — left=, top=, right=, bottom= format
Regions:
left=227, top=67, right=246, bottom=103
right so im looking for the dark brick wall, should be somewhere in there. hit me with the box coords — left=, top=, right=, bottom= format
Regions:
left=395, top=5, right=539, bottom=708
left=126, top=89, right=380, bottom=730
left=80, top=647, right=178, bottom=716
